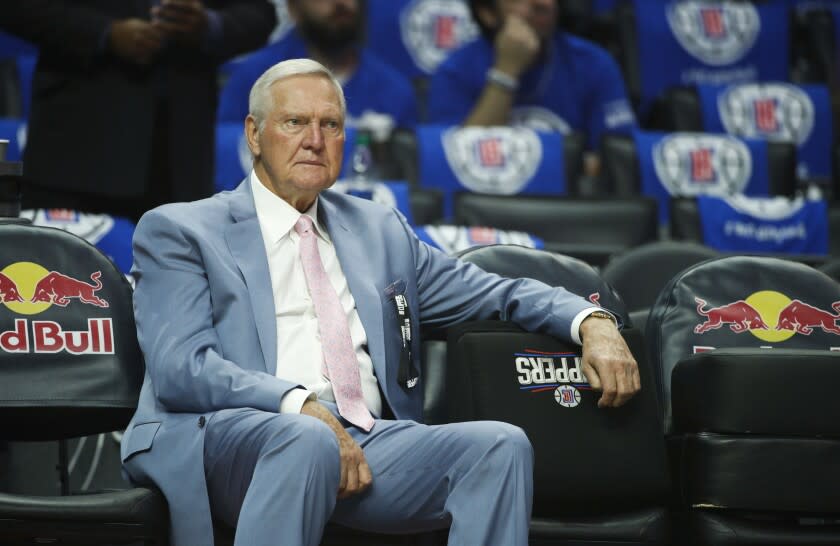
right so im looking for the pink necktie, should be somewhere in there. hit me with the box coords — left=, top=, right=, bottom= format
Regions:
left=294, top=215, right=374, bottom=431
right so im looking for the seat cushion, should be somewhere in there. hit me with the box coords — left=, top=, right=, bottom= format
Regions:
left=0, top=487, right=167, bottom=526
left=677, top=509, right=840, bottom=545
left=530, top=508, right=669, bottom=544
left=677, top=433, right=840, bottom=513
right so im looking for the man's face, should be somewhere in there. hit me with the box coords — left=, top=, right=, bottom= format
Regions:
left=290, top=0, right=361, bottom=51
left=495, top=0, right=557, bottom=40
left=247, top=74, right=345, bottom=207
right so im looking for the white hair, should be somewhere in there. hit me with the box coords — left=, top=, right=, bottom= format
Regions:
left=248, top=58, right=347, bottom=132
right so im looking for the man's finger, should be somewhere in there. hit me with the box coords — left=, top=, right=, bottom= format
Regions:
left=613, top=363, right=632, bottom=407
left=633, top=365, right=641, bottom=392
left=340, top=463, right=359, bottom=499
left=581, top=361, right=602, bottom=391
left=358, top=460, right=373, bottom=493
left=596, top=361, right=617, bottom=408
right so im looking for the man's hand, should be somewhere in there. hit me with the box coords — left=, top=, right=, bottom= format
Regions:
left=493, top=14, right=540, bottom=79
left=108, top=19, right=164, bottom=65
left=579, top=315, right=641, bottom=408
left=300, top=399, right=372, bottom=499
left=151, top=0, right=209, bottom=46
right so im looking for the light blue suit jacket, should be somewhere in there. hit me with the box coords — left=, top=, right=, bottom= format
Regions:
left=120, top=180, right=594, bottom=546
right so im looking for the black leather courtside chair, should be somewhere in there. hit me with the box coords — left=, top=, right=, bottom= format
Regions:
left=648, top=256, right=840, bottom=544
left=445, top=244, right=671, bottom=545
left=0, top=220, right=168, bottom=545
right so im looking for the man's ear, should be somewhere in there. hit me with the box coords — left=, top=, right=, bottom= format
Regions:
left=245, top=115, right=261, bottom=159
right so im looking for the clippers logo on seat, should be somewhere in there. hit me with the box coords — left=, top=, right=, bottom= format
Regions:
left=666, top=1, right=760, bottom=65
left=653, top=133, right=751, bottom=196
left=515, top=349, right=591, bottom=408
left=0, top=261, right=114, bottom=355
left=718, top=83, right=815, bottom=145
left=693, top=290, right=840, bottom=344
left=443, top=127, right=542, bottom=194
left=400, top=0, right=478, bottom=73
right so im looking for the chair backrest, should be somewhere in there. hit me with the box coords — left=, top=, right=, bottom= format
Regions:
left=446, top=245, right=668, bottom=515
left=629, top=0, right=788, bottom=113
left=696, top=82, right=833, bottom=180
left=647, top=254, right=840, bottom=432
left=456, top=244, right=629, bottom=324
left=416, top=125, right=584, bottom=217
left=601, top=240, right=719, bottom=313
left=0, top=222, right=143, bottom=441
left=454, top=194, right=658, bottom=267
left=408, top=187, right=444, bottom=225
left=364, top=0, right=479, bottom=79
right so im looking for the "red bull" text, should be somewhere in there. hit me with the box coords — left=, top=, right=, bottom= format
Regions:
left=0, top=318, right=114, bottom=355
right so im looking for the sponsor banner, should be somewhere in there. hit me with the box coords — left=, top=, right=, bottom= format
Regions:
left=514, top=349, right=592, bottom=408
left=697, top=194, right=828, bottom=254
left=413, top=225, right=544, bottom=254
left=698, top=82, right=832, bottom=178
left=366, top=0, right=478, bottom=78
left=331, top=180, right=415, bottom=225
left=635, top=130, right=769, bottom=223
left=634, top=0, right=788, bottom=109
left=0, top=262, right=115, bottom=355
left=418, top=125, right=564, bottom=218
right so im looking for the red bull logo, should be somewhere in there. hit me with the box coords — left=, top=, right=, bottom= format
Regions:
left=0, top=262, right=113, bottom=355
left=694, top=290, right=840, bottom=342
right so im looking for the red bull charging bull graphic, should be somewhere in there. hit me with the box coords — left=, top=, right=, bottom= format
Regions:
left=0, top=261, right=113, bottom=355
left=693, top=290, right=840, bottom=348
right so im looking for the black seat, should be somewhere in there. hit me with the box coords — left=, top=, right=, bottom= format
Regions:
left=648, top=255, right=840, bottom=544
left=442, top=244, right=670, bottom=545
left=601, top=241, right=719, bottom=331
left=454, top=194, right=659, bottom=267
left=0, top=220, right=168, bottom=545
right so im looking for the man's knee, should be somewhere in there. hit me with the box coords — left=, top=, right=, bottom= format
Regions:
left=486, top=422, right=533, bottom=462
left=261, top=415, right=340, bottom=475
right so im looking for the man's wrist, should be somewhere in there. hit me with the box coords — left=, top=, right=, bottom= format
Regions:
left=487, top=66, right=519, bottom=92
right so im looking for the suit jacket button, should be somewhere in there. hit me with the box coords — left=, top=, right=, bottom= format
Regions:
left=198, top=416, right=206, bottom=428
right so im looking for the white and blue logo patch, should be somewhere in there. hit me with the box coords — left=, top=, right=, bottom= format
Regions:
left=509, top=106, right=571, bottom=134
left=400, top=0, right=479, bottom=73
left=653, top=133, right=752, bottom=196
left=666, top=1, right=760, bottom=66
left=442, top=126, right=542, bottom=194
left=718, top=83, right=815, bottom=145
left=515, top=349, right=591, bottom=408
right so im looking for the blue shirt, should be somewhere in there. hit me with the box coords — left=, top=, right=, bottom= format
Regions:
left=427, top=33, right=636, bottom=149
left=217, top=29, right=418, bottom=129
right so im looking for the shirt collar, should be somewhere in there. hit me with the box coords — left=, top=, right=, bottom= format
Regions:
left=250, top=170, right=330, bottom=245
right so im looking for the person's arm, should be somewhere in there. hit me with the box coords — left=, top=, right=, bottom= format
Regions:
left=132, top=208, right=300, bottom=414
left=152, top=0, right=276, bottom=61
left=395, top=211, right=640, bottom=407
left=0, top=0, right=115, bottom=68
left=463, top=14, right=539, bottom=127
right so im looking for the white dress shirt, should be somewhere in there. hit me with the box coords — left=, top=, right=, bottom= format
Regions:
left=251, top=172, right=382, bottom=417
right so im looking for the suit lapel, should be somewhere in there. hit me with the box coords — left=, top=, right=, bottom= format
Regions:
left=224, top=181, right=277, bottom=375
left=319, top=196, right=388, bottom=389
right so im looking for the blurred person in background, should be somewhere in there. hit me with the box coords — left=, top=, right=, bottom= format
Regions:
left=219, top=0, right=418, bottom=135
left=0, top=0, right=276, bottom=221
left=427, top=0, right=636, bottom=176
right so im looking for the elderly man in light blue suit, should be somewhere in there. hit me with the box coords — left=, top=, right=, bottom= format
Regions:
left=120, top=58, right=640, bottom=546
